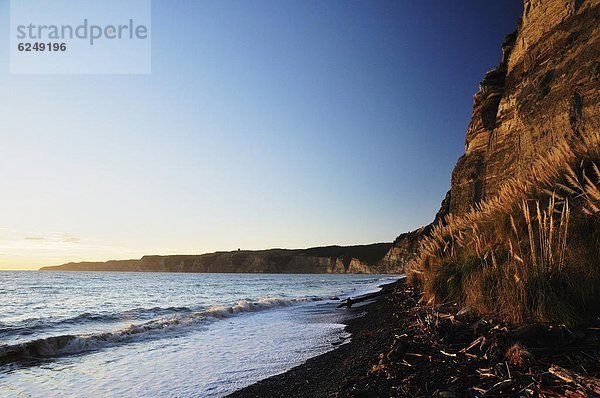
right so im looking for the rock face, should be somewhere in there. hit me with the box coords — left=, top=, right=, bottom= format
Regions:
left=450, top=0, right=600, bottom=215
left=380, top=0, right=600, bottom=271
left=40, top=243, right=402, bottom=274
left=378, top=228, right=428, bottom=273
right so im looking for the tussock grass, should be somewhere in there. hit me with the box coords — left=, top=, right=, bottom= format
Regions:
left=408, top=133, right=600, bottom=326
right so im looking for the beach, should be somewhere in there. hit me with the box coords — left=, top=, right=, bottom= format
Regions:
left=0, top=272, right=396, bottom=397
left=229, top=279, right=403, bottom=398
left=231, top=279, right=600, bottom=397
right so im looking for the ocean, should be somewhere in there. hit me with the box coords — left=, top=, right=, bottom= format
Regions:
left=0, top=271, right=397, bottom=397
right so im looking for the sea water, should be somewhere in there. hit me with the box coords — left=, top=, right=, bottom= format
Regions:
left=0, top=271, right=397, bottom=397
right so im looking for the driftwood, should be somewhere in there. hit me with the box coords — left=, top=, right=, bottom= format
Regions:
left=548, top=365, right=600, bottom=394
left=337, top=289, right=388, bottom=308
left=336, top=280, right=600, bottom=397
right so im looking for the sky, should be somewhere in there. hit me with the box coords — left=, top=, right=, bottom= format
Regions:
left=0, top=1, right=523, bottom=270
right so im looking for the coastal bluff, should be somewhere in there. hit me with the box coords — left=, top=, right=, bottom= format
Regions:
left=448, top=0, right=600, bottom=215
left=40, top=243, right=404, bottom=274
left=385, top=0, right=600, bottom=265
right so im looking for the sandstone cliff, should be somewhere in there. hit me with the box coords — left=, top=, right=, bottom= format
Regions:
left=450, top=0, right=600, bottom=214
left=40, top=243, right=401, bottom=274
left=378, top=0, right=600, bottom=272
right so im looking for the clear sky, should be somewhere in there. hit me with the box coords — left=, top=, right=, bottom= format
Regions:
left=0, top=1, right=523, bottom=270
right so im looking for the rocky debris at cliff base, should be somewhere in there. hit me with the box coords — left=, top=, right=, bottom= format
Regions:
left=339, top=284, right=600, bottom=397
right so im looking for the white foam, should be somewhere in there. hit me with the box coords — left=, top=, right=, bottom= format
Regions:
left=0, top=296, right=320, bottom=362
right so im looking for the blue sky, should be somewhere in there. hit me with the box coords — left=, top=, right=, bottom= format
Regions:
left=0, top=1, right=522, bottom=269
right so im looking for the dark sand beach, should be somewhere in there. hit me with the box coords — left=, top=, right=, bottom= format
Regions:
left=229, top=279, right=403, bottom=398
left=230, top=280, right=600, bottom=397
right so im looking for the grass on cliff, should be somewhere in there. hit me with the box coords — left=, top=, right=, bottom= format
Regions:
left=408, top=133, right=600, bottom=327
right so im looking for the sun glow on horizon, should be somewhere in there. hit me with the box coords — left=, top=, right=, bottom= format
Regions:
left=0, top=228, right=144, bottom=270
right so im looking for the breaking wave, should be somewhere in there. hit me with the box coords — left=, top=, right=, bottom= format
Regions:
left=0, top=306, right=194, bottom=338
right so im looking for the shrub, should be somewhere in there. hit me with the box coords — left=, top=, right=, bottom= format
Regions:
left=408, top=133, right=600, bottom=326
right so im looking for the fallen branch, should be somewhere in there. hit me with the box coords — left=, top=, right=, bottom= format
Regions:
left=482, top=379, right=515, bottom=396
left=460, top=336, right=484, bottom=353
left=337, top=290, right=388, bottom=308
left=548, top=365, right=600, bottom=394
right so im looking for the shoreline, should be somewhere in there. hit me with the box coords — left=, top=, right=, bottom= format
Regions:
left=230, top=279, right=600, bottom=397
left=228, top=278, right=404, bottom=398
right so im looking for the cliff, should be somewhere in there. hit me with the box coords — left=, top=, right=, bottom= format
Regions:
left=40, top=243, right=401, bottom=274
left=449, top=0, right=600, bottom=214
left=375, top=189, right=452, bottom=272
left=375, top=0, right=600, bottom=271
left=409, top=0, right=600, bottom=328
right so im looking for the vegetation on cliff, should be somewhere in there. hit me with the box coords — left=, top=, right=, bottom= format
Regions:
left=409, top=133, right=600, bottom=326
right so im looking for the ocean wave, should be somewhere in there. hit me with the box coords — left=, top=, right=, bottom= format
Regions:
left=0, top=296, right=318, bottom=365
left=0, top=306, right=194, bottom=338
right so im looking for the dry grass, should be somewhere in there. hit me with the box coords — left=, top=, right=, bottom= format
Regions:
left=408, top=133, right=600, bottom=326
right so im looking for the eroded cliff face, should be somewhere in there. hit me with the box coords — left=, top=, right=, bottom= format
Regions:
left=40, top=244, right=395, bottom=274
left=381, top=0, right=600, bottom=272
left=450, top=0, right=600, bottom=214
left=377, top=228, right=428, bottom=274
